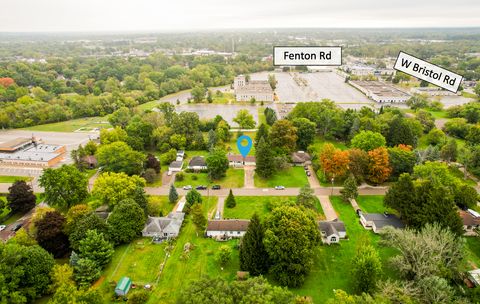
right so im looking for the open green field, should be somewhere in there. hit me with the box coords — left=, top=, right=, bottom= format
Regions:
left=310, top=136, right=348, bottom=152
left=225, top=132, right=257, bottom=156
left=355, top=195, right=390, bottom=213
left=174, top=168, right=244, bottom=188
left=258, top=107, right=266, bottom=125
left=255, top=166, right=308, bottom=188
left=292, top=196, right=399, bottom=302
left=223, top=196, right=296, bottom=220
left=0, top=176, right=32, bottom=183
left=21, top=116, right=111, bottom=132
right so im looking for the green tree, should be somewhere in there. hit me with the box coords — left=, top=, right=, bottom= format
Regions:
left=233, top=109, right=255, bottom=129
left=49, top=282, right=103, bottom=304
left=73, top=258, right=101, bottom=287
left=296, top=185, right=316, bottom=209
left=340, top=175, right=358, bottom=202
left=225, top=189, right=236, bottom=208
left=264, top=107, right=277, bottom=126
left=107, top=199, right=146, bottom=245
left=78, top=230, right=114, bottom=268
left=239, top=213, right=269, bottom=276
left=92, top=172, right=146, bottom=207
left=69, top=213, right=109, bottom=252
left=416, top=109, right=435, bottom=133
left=388, top=146, right=416, bottom=178
left=255, top=123, right=269, bottom=148
left=255, top=137, right=275, bottom=178
left=96, top=141, right=144, bottom=175
left=39, top=165, right=88, bottom=209
left=386, top=116, right=417, bottom=147
left=7, top=180, right=36, bottom=213
left=127, top=289, right=150, bottom=304
left=191, top=84, right=206, bottom=102
left=269, top=119, right=298, bottom=153
left=466, top=124, right=480, bottom=144
left=268, top=74, right=277, bottom=90
left=207, top=129, right=217, bottom=150
left=425, top=128, right=447, bottom=146
left=108, top=106, right=131, bottom=128
left=292, top=118, right=316, bottom=150
left=206, top=149, right=229, bottom=180
left=186, top=189, right=202, bottom=210
left=406, top=94, right=429, bottom=110
left=191, top=203, right=207, bottom=232
left=169, top=184, right=179, bottom=203
left=49, top=264, right=74, bottom=293
left=263, top=206, right=320, bottom=287
left=351, top=244, right=382, bottom=294
left=440, top=138, right=458, bottom=163
left=216, top=245, right=232, bottom=266
left=35, top=211, right=70, bottom=258
left=350, top=131, right=386, bottom=151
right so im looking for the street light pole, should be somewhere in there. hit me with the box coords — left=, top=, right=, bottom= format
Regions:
left=330, top=176, right=335, bottom=195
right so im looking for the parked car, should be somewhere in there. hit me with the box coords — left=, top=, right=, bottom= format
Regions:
left=11, top=223, right=22, bottom=232
left=212, top=185, right=221, bottom=190
left=275, top=186, right=285, bottom=190
left=183, top=185, right=192, bottom=190
left=304, top=165, right=308, bottom=170
left=306, top=171, right=311, bottom=176
left=196, top=185, right=207, bottom=190
left=167, top=171, right=172, bottom=176
left=0, top=225, right=6, bottom=231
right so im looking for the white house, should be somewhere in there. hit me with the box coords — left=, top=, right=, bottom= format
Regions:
left=206, top=219, right=250, bottom=239
left=360, top=212, right=404, bottom=233
left=227, top=154, right=256, bottom=167
left=142, top=212, right=185, bottom=242
left=318, top=220, right=346, bottom=245
left=187, top=156, right=207, bottom=171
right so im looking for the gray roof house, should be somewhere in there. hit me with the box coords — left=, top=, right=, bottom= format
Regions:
left=291, top=151, right=312, bottom=165
left=142, top=212, right=185, bottom=242
left=168, top=161, right=183, bottom=172
left=187, top=156, right=207, bottom=171
left=318, top=219, right=346, bottom=245
left=360, top=212, right=404, bottom=233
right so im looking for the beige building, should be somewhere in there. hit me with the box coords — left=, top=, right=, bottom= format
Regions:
left=410, top=87, right=458, bottom=96
left=349, top=80, right=410, bottom=103
left=0, top=137, right=66, bottom=167
left=234, top=75, right=274, bottom=102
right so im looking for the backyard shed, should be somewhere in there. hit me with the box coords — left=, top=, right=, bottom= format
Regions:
left=115, top=276, right=132, bottom=296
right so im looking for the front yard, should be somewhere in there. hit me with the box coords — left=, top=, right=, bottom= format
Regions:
left=174, top=168, right=244, bottom=188
left=254, top=166, right=309, bottom=188
left=223, top=196, right=297, bottom=220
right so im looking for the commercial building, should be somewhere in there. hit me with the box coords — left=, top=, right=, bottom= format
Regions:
left=0, top=137, right=66, bottom=167
left=349, top=80, right=410, bottom=103
left=234, top=75, right=274, bottom=102
left=410, top=87, right=458, bottom=96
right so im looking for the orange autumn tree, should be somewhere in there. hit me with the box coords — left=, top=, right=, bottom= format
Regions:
left=368, top=147, right=391, bottom=184
left=320, top=143, right=350, bottom=179
left=397, top=144, right=412, bottom=151
left=0, top=77, right=14, bottom=88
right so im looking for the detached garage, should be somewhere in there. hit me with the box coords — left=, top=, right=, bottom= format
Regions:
left=115, top=276, right=132, bottom=296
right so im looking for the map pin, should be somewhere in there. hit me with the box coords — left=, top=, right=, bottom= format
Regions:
left=237, top=135, right=253, bottom=158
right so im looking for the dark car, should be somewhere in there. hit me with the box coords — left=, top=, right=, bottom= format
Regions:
left=11, top=223, right=22, bottom=232
left=196, top=185, right=207, bottom=190
left=212, top=185, right=221, bottom=190
left=306, top=171, right=311, bottom=176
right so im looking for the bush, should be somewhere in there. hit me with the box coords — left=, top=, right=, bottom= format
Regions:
left=142, top=169, right=157, bottom=184
left=147, top=197, right=166, bottom=216
left=127, top=289, right=150, bottom=304
left=175, top=172, right=185, bottom=182
left=191, top=175, right=198, bottom=181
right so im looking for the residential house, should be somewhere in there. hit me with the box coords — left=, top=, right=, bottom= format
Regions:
left=360, top=212, right=404, bottom=233
left=318, top=219, right=346, bottom=245
left=142, top=212, right=185, bottom=242
left=187, top=156, right=207, bottom=171
left=176, top=150, right=185, bottom=162
left=227, top=154, right=256, bottom=167
left=168, top=161, right=183, bottom=173
left=460, top=210, right=480, bottom=236
left=206, top=219, right=250, bottom=239
left=291, top=151, right=311, bottom=166
left=81, top=155, right=97, bottom=169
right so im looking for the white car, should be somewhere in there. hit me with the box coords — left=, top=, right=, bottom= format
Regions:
left=274, top=186, right=285, bottom=190
left=0, top=225, right=6, bottom=231
left=183, top=185, right=192, bottom=190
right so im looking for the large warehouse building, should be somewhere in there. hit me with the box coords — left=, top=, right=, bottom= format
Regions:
left=234, top=75, right=274, bottom=102
left=0, top=137, right=66, bottom=167
left=349, top=80, right=410, bottom=103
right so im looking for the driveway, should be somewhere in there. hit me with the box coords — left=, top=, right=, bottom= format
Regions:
left=317, top=195, right=337, bottom=221
left=243, top=166, right=255, bottom=188
left=306, top=165, right=320, bottom=188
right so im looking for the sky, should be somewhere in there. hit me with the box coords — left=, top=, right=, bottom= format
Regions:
left=1, top=0, right=479, bottom=32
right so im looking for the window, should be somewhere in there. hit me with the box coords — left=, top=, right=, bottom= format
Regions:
left=237, top=231, right=240, bottom=235
left=331, top=236, right=337, bottom=242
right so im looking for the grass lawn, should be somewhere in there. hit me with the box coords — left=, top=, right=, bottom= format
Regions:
left=1, top=212, right=24, bottom=225
left=211, top=92, right=235, bottom=104
left=223, top=196, right=296, bottom=220
left=355, top=195, right=390, bottom=213
left=426, top=109, right=449, bottom=119
left=0, top=176, right=32, bottom=183
left=174, top=168, right=244, bottom=188
left=254, top=166, right=308, bottom=188
left=21, top=116, right=110, bottom=132
left=148, top=196, right=174, bottom=216
left=225, top=131, right=257, bottom=156
left=292, top=196, right=399, bottom=302
left=258, top=107, right=266, bottom=125
left=310, top=136, right=348, bottom=152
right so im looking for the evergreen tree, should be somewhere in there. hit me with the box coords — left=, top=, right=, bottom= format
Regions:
left=191, top=203, right=207, bottom=231
left=208, top=129, right=217, bottom=150
left=296, top=185, right=316, bottom=209
left=351, top=244, right=382, bottom=294
left=255, top=124, right=269, bottom=148
left=340, top=175, right=358, bottom=202
left=255, top=137, right=275, bottom=178
left=73, top=258, right=101, bottom=287
left=169, top=184, right=179, bottom=204
left=239, top=213, right=269, bottom=276
left=225, top=189, right=236, bottom=208
left=78, top=230, right=114, bottom=268
left=440, top=139, right=458, bottom=163
left=386, top=116, right=416, bottom=147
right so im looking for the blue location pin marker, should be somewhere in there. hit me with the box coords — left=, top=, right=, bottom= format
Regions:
left=237, top=135, right=253, bottom=158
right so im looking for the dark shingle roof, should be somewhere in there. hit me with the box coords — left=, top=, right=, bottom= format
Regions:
left=189, top=156, right=206, bottom=167
left=207, top=220, right=250, bottom=231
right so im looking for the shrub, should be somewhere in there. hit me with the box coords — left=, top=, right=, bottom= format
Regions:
left=127, top=290, right=150, bottom=304
left=175, top=172, right=185, bottom=182
left=142, top=168, right=157, bottom=184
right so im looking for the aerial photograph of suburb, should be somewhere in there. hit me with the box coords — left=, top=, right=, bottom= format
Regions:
left=1, top=0, right=480, bottom=303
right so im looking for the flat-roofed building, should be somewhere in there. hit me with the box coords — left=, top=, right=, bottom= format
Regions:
left=0, top=137, right=66, bottom=167
left=410, top=87, right=458, bottom=96
left=349, top=80, right=410, bottom=103
left=234, top=75, right=274, bottom=102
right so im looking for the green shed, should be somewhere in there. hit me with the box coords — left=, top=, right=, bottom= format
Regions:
left=115, top=277, right=132, bottom=296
